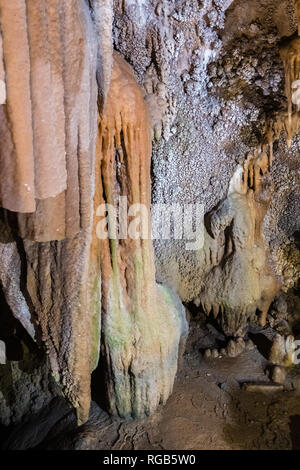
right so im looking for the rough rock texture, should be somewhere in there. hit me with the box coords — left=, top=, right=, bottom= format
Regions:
left=0, top=224, right=35, bottom=340
left=0, top=352, right=60, bottom=428
left=97, top=53, right=188, bottom=418
left=0, top=286, right=60, bottom=428
left=5, top=320, right=300, bottom=451
left=113, top=0, right=300, bottom=335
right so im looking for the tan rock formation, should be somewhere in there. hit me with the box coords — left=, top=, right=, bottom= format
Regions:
left=0, top=3, right=186, bottom=424
left=0, top=0, right=100, bottom=241
left=0, top=0, right=102, bottom=424
left=97, top=53, right=187, bottom=418
left=195, top=148, right=280, bottom=336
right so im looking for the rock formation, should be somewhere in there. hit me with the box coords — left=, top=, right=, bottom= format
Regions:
left=0, top=1, right=186, bottom=426
left=142, top=0, right=300, bottom=340
left=0, top=1, right=95, bottom=241
left=0, top=0, right=299, bottom=442
left=194, top=149, right=280, bottom=337
left=96, top=53, right=187, bottom=418
left=194, top=30, right=300, bottom=337
left=0, top=1, right=101, bottom=425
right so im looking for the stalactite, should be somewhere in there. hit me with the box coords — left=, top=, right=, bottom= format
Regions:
left=96, top=53, right=187, bottom=418
left=0, top=0, right=102, bottom=425
left=194, top=15, right=300, bottom=337
left=263, top=17, right=300, bottom=148
left=195, top=146, right=280, bottom=336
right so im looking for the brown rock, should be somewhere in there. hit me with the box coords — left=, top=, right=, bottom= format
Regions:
left=96, top=53, right=187, bottom=418
left=271, top=366, right=287, bottom=385
left=0, top=0, right=100, bottom=242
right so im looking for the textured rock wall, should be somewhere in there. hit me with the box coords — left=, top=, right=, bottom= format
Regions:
left=0, top=0, right=299, bottom=430
left=0, top=284, right=60, bottom=428
left=112, top=0, right=300, bottom=332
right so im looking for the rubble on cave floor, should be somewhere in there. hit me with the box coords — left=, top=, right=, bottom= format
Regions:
left=2, top=318, right=300, bottom=451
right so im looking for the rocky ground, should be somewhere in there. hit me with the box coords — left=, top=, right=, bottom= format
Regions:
left=2, top=317, right=300, bottom=451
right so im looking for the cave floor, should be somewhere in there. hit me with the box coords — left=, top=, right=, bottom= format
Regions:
left=34, top=320, right=300, bottom=451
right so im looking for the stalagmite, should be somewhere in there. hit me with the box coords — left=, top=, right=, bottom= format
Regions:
left=0, top=0, right=185, bottom=426
left=195, top=148, right=280, bottom=337
left=96, top=53, right=187, bottom=418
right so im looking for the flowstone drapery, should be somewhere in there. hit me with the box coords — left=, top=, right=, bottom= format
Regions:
left=0, top=2, right=186, bottom=425
left=96, top=54, right=187, bottom=418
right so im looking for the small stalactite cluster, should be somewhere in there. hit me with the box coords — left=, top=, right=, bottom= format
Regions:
left=195, top=21, right=300, bottom=337
left=263, top=7, right=300, bottom=149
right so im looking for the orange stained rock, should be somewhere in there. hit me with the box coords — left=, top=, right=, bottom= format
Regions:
left=280, top=35, right=300, bottom=139
left=98, top=52, right=155, bottom=304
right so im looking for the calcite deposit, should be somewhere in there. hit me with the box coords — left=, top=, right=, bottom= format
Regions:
left=0, top=0, right=101, bottom=425
left=0, top=0, right=299, bottom=448
left=97, top=53, right=187, bottom=417
left=0, top=1, right=186, bottom=425
left=194, top=149, right=280, bottom=336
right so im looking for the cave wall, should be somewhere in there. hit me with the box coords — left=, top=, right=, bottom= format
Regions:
left=112, top=0, right=300, bottom=309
